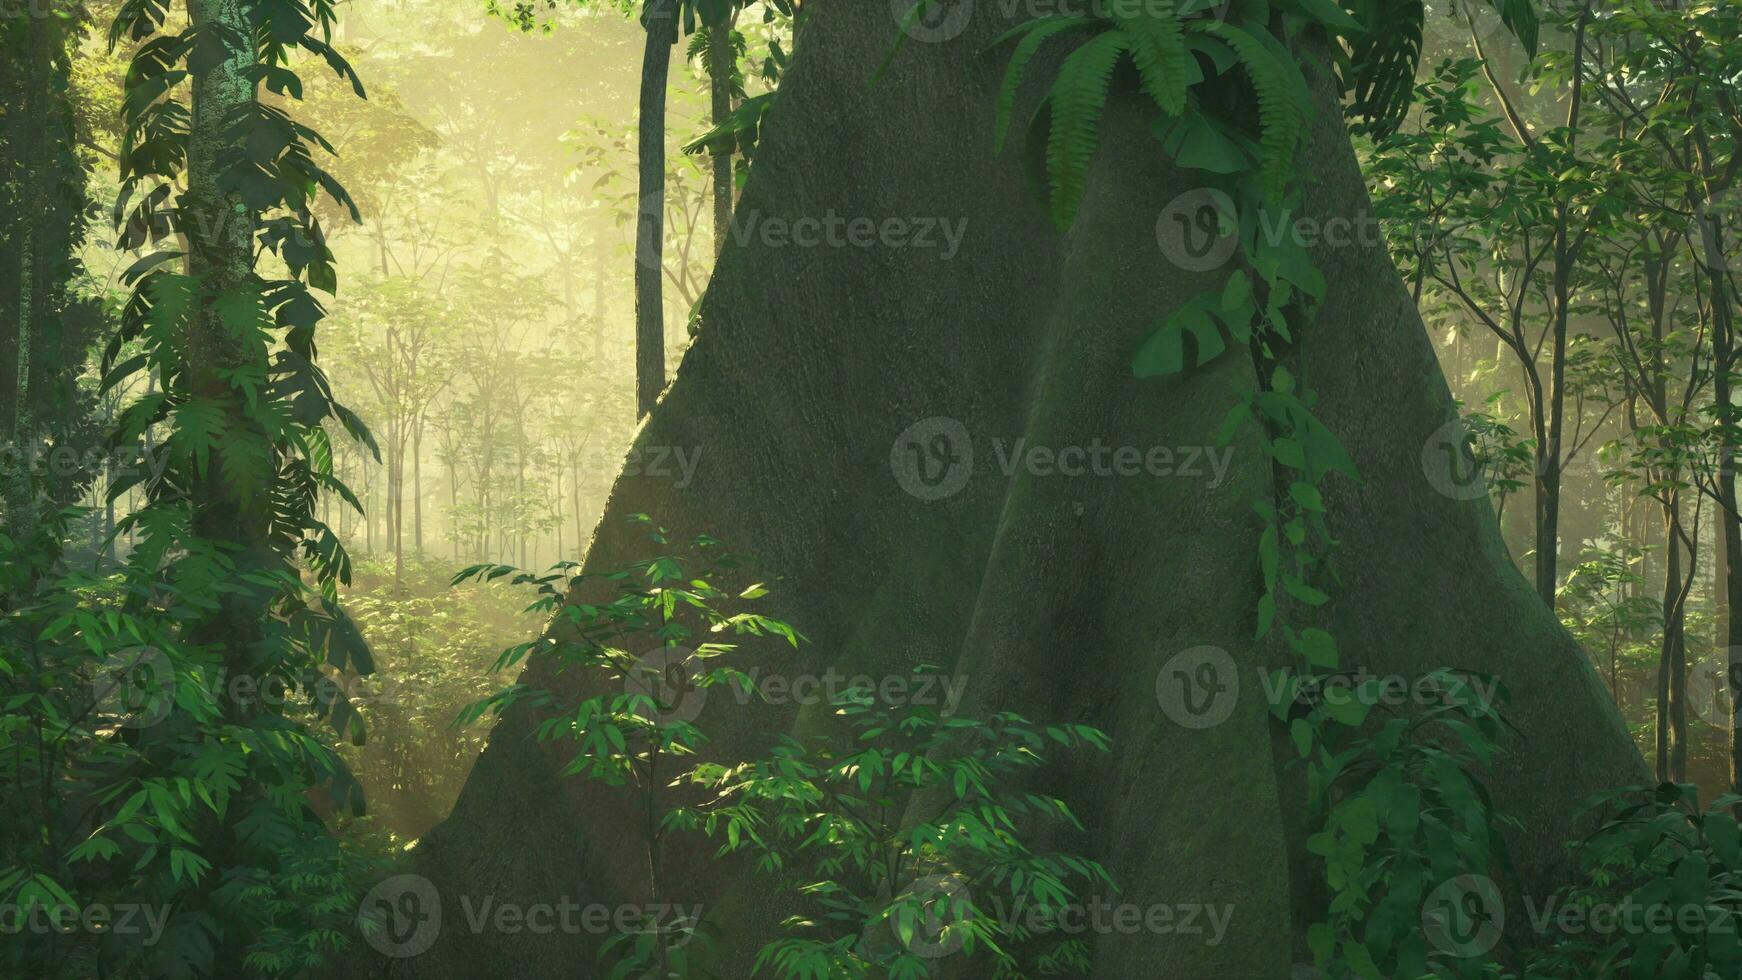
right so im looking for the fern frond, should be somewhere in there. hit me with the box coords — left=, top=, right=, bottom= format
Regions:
left=1044, top=31, right=1130, bottom=229
left=1113, top=1, right=1189, bottom=117
left=990, top=17, right=1101, bottom=154
left=1188, top=21, right=1300, bottom=203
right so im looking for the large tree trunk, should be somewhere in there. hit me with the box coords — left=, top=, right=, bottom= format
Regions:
left=359, top=6, right=1647, bottom=977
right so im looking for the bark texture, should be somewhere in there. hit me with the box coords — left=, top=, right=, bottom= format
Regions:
left=357, top=5, right=1647, bottom=977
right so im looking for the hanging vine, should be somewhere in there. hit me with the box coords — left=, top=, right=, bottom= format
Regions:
left=0, top=0, right=391, bottom=971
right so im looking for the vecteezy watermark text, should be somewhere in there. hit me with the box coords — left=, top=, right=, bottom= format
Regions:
left=728, top=666, right=968, bottom=713
left=356, top=874, right=705, bottom=959
left=727, top=210, right=968, bottom=260
left=1154, top=645, right=1504, bottom=730
left=0, top=901, right=169, bottom=946
left=891, top=417, right=1237, bottom=501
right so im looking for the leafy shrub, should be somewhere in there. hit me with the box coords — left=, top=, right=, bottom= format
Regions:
left=677, top=670, right=1115, bottom=980
left=1527, top=784, right=1742, bottom=980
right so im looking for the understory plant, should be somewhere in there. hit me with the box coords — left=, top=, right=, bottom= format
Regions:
left=1526, top=784, right=1742, bottom=980
left=456, top=514, right=801, bottom=978
left=459, top=519, right=1115, bottom=979
left=677, top=668, right=1116, bottom=980
left=1274, top=668, right=1520, bottom=979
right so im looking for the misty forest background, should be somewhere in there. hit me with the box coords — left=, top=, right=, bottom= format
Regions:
left=5, top=0, right=1742, bottom=973
left=6, top=0, right=786, bottom=845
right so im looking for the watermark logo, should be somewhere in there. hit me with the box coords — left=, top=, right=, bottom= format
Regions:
left=624, top=191, right=666, bottom=271
left=619, top=444, right=704, bottom=488
left=892, top=0, right=975, bottom=43
left=983, top=895, right=1235, bottom=944
left=624, top=646, right=708, bottom=725
left=1421, top=417, right=1491, bottom=501
left=1157, top=189, right=1240, bottom=272
left=356, top=879, right=706, bottom=958
left=894, top=874, right=975, bottom=958
left=1156, top=645, right=1239, bottom=729
left=1422, top=874, right=1505, bottom=958
left=891, top=417, right=975, bottom=501
left=358, top=874, right=443, bottom=959
left=892, top=419, right=1237, bottom=501
left=1687, top=654, right=1727, bottom=727
left=92, top=647, right=175, bottom=729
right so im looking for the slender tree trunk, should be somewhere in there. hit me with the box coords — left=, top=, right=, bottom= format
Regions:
left=414, top=418, right=425, bottom=555
left=0, top=30, right=22, bottom=445
left=572, top=452, right=583, bottom=558
left=1699, top=202, right=1742, bottom=805
left=635, top=0, right=678, bottom=417
left=364, top=460, right=375, bottom=553
left=0, top=15, right=49, bottom=540
left=592, top=232, right=608, bottom=362
left=1720, top=516, right=1732, bottom=646
left=1527, top=4, right=1590, bottom=609
left=1658, top=492, right=1693, bottom=782
left=708, top=18, right=735, bottom=258
left=15, top=11, right=49, bottom=432
left=389, top=419, right=403, bottom=588
left=1535, top=450, right=1562, bottom=607
left=393, top=444, right=404, bottom=590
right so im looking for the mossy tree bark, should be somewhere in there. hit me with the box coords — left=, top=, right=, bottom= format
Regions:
left=360, top=5, right=1647, bottom=977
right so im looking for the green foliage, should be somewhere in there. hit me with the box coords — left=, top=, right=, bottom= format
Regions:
left=677, top=672, right=1114, bottom=979
left=329, top=555, right=531, bottom=839
left=1132, top=272, right=1246, bottom=377
left=989, top=0, right=1341, bottom=228
left=1190, top=19, right=1311, bottom=204
left=1454, top=397, right=1536, bottom=506
left=0, top=3, right=109, bottom=536
left=458, top=518, right=1114, bottom=978
left=0, top=0, right=391, bottom=974
left=1282, top=670, right=1520, bottom=979
left=1342, top=0, right=1535, bottom=137
left=1528, top=784, right=1742, bottom=979
left=1042, top=30, right=1136, bottom=228
left=0, top=511, right=381, bottom=978
left=459, top=515, right=801, bottom=977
